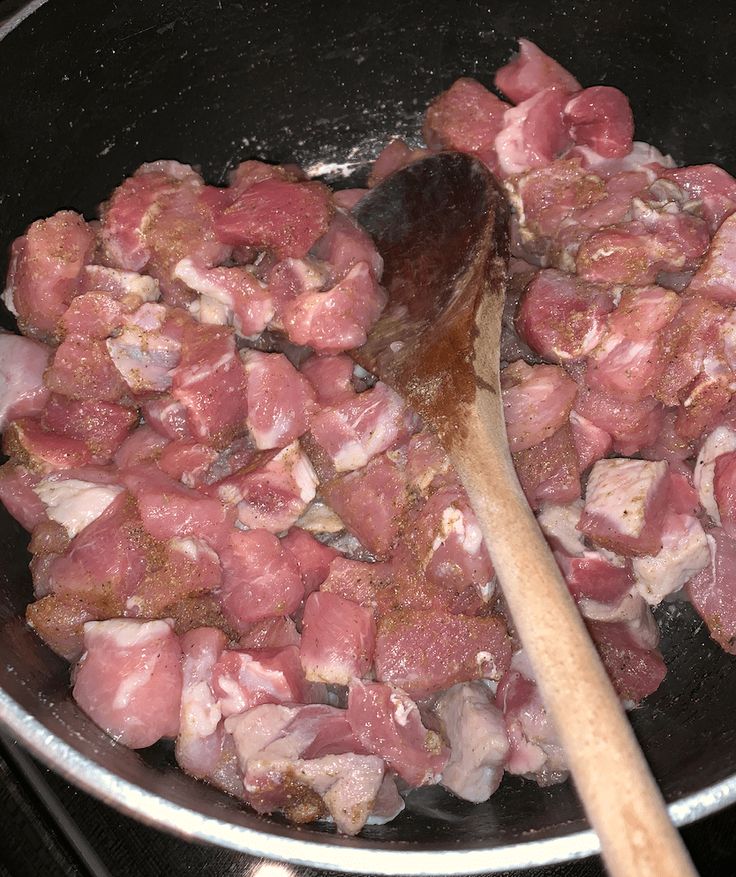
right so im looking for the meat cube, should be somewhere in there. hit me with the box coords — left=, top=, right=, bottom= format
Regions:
left=586, top=332, right=664, bottom=402
left=494, top=88, right=572, bottom=178
left=45, top=335, right=129, bottom=402
left=574, top=381, right=664, bottom=456
left=0, top=463, right=47, bottom=531
left=3, top=418, right=94, bottom=473
left=569, top=410, right=612, bottom=472
left=282, top=261, right=387, bottom=354
left=320, top=452, right=410, bottom=557
left=687, top=213, right=736, bottom=304
left=106, top=303, right=181, bottom=393
left=515, top=269, right=614, bottom=363
left=113, top=425, right=170, bottom=469
left=632, top=511, right=710, bottom=604
left=264, top=256, right=329, bottom=324
left=564, top=87, right=634, bottom=158
left=663, top=164, right=736, bottom=232
left=158, top=440, right=219, bottom=488
left=26, top=594, right=100, bottom=661
left=434, top=681, right=509, bottom=803
left=374, top=610, right=511, bottom=698
left=0, top=334, right=52, bottom=431
left=41, top=396, right=137, bottom=463
left=311, top=210, right=384, bottom=281
left=555, top=551, right=634, bottom=612
left=280, top=527, right=338, bottom=594
left=537, top=500, right=586, bottom=556
left=219, top=528, right=303, bottom=630
left=713, top=450, right=736, bottom=538
left=72, top=618, right=182, bottom=749
left=693, top=425, right=736, bottom=526
left=300, top=592, right=376, bottom=685
left=213, top=442, right=318, bottom=533
left=586, top=619, right=667, bottom=704
left=308, top=381, right=414, bottom=473
left=607, top=286, right=681, bottom=341
left=5, top=211, right=95, bottom=341
left=512, top=422, right=581, bottom=510
left=60, top=293, right=124, bottom=339
left=176, top=627, right=230, bottom=781
left=33, top=476, right=124, bottom=539
left=422, top=77, right=509, bottom=166
left=242, top=350, right=316, bottom=450
left=238, top=616, right=301, bottom=649
left=300, top=354, right=356, bottom=406
left=80, top=264, right=160, bottom=307
left=212, top=645, right=311, bottom=717
left=347, top=680, right=448, bottom=786
left=496, top=652, right=567, bottom=785
left=215, top=178, right=333, bottom=258
left=578, top=458, right=670, bottom=556
left=687, top=527, right=736, bottom=654
left=501, top=361, right=578, bottom=453
left=494, top=38, right=580, bottom=104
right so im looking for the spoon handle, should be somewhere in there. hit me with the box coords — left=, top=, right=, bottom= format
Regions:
left=456, top=394, right=698, bottom=877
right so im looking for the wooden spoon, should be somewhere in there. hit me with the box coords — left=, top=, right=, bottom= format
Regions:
left=353, top=152, right=697, bottom=877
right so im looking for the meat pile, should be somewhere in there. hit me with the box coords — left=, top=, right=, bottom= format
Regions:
left=1, top=39, right=735, bottom=834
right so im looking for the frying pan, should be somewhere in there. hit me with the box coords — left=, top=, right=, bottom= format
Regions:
left=1, top=1, right=736, bottom=873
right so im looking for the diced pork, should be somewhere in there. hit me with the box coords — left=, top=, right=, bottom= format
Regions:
left=564, top=87, right=634, bottom=158
left=0, top=334, right=52, bottom=430
left=300, top=592, right=376, bottom=684
left=494, top=38, right=581, bottom=104
left=501, top=361, right=577, bottom=452
left=687, top=527, right=736, bottom=654
left=694, top=425, right=736, bottom=524
left=687, top=213, right=736, bottom=304
left=212, top=645, right=311, bottom=716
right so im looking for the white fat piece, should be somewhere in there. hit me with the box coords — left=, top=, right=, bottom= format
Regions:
left=632, top=515, right=710, bottom=605
left=584, top=458, right=668, bottom=539
left=537, top=501, right=585, bottom=556
left=33, top=479, right=123, bottom=538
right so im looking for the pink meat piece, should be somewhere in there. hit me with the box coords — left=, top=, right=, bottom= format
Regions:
left=665, top=465, right=699, bottom=515
left=405, top=430, right=453, bottom=496
left=501, top=361, right=578, bottom=453
left=311, top=210, right=384, bottom=281
left=714, top=451, right=736, bottom=539
left=632, top=510, right=709, bottom=604
left=494, top=38, right=581, bottom=104
left=368, top=139, right=428, bottom=187
left=141, top=395, right=192, bottom=441
left=663, top=164, right=736, bottom=233
left=158, top=440, right=219, bottom=488
left=687, top=526, right=736, bottom=653
left=40, top=396, right=137, bottom=463
left=639, top=410, right=694, bottom=465
left=687, top=213, right=736, bottom=304
left=320, top=452, right=410, bottom=557
left=569, top=410, right=612, bottom=472
left=176, top=627, right=235, bottom=785
left=227, top=159, right=302, bottom=196
left=25, top=594, right=100, bottom=662
left=106, top=303, right=182, bottom=393
left=215, top=178, right=333, bottom=259
left=242, top=350, right=316, bottom=450
left=45, top=334, right=128, bottom=402
left=219, top=528, right=303, bottom=630
left=72, top=618, right=182, bottom=748
left=212, top=442, right=318, bottom=533
left=113, top=425, right=170, bottom=469
left=170, top=324, right=247, bottom=445
left=46, top=493, right=149, bottom=607
left=0, top=334, right=52, bottom=430
left=300, top=354, right=356, bottom=406
left=121, top=464, right=230, bottom=547
left=264, top=257, right=330, bottom=325
left=280, top=527, right=338, bottom=594
left=333, top=188, right=367, bottom=210
left=495, top=88, right=572, bottom=178
left=212, top=645, right=311, bottom=717
left=347, top=680, right=448, bottom=786
left=607, top=285, right=681, bottom=340
left=100, top=163, right=192, bottom=271
left=586, top=331, right=664, bottom=401
left=555, top=550, right=634, bottom=608
left=173, top=258, right=274, bottom=336
left=515, top=269, right=614, bottom=362
left=60, top=293, right=125, bottom=339
left=574, top=380, right=664, bottom=456
left=239, top=616, right=301, bottom=649
left=308, top=381, right=413, bottom=473
left=300, top=592, right=376, bottom=685
left=374, top=610, right=511, bottom=698
left=3, top=418, right=94, bottom=472
left=586, top=619, right=667, bottom=704
left=282, top=261, right=387, bottom=354
left=496, top=654, right=567, bottom=785
left=422, top=77, right=509, bottom=167
left=0, top=463, right=47, bottom=531
left=578, top=457, right=670, bottom=556
left=512, top=422, right=581, bottom=510
left=564, top=87, right=634, bottom=158
left=5, top=211, right=95, bottom=341
left=79, top=264, right=160, bottom=307
left=434, top=681, right=509, bottom=803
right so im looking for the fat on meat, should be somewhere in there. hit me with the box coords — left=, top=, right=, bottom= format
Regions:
left=0, top=334, right=52, bottom=430
left=433, top=681, right=510, bottom=803
left=33, top=476, right=124, bottom=539
left=694, top=425, right=736, bottom=524
left=72, top=618, right=182, bottom=749
left=495, top=88, right=572, bottom=178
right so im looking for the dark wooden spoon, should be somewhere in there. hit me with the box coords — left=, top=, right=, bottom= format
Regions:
left=353, top=152, right=697, bottom=877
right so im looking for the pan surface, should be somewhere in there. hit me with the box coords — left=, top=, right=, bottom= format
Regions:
left=1, top=1, right=736, bottom=872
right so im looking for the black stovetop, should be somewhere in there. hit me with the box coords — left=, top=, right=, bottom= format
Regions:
left=0, top=734, right=734, bottom=877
